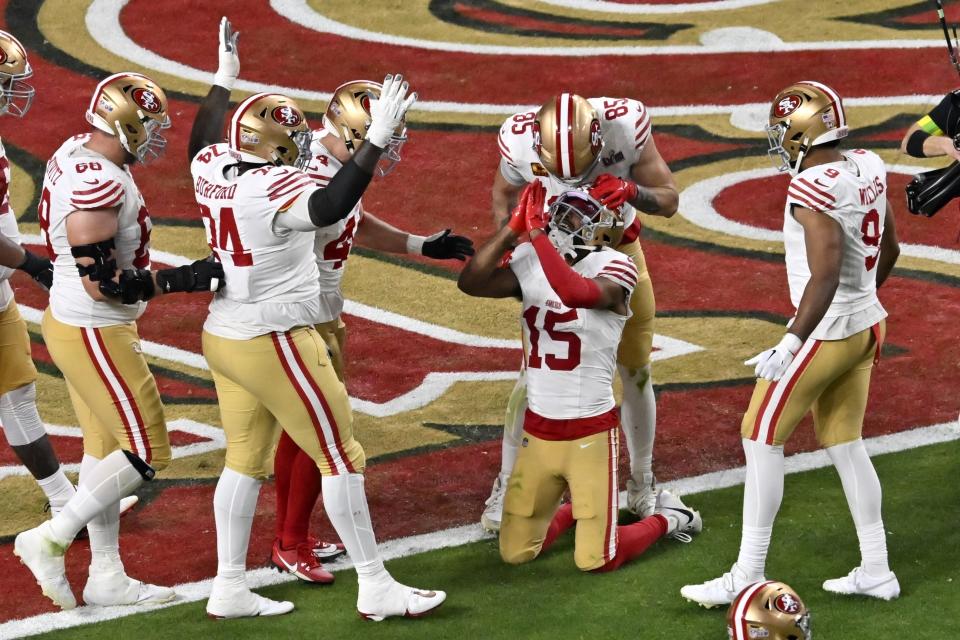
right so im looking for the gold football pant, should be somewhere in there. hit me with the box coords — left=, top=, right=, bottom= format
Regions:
left=741, top=322, right=884, bottom=448
left=203, top=326, right=365, bottom=480
left=500, top=429, right=619, bottom=571
left=314, top=317, right=347, bottom=382
left=616, top=239, right=655, bottom=369
left=0, top=300, right=37, bottom=395
left=41, top=309, right=170, bottom=469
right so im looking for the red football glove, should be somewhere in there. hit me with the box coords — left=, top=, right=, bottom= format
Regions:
left=507, top=184, right=531, bottom=235
left=589, top=173, right=638, bottom=210
left=523, top=181, right=549, bottom=232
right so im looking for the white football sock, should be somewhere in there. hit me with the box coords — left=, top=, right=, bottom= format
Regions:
left=499, top=372, right=527, bottom=477
left=826, top=439, right=890, bottom=576
left=37, top=467, right=76, bottom=515
left=213, top=468, right=262, bottom=581
left=736, top=438, right=785, bottom=580
left=0, top=383, right=46, bottom=446
left=80, top=454, right=122, bottom=572
left=49, top=449, right=144, bottom=545
left=618, top=364, right=656, bottom=483
left=322, top=473, right=390, bottom=586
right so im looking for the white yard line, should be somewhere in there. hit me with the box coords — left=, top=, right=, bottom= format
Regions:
left=1, top=419, right=956, bottom=638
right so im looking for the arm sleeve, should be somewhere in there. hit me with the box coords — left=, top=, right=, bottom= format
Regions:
left=924, top=91, right=959, bottom=136
left=530, top=234, right=601, bottom=308
left=306, top=156, right=375, bottom=227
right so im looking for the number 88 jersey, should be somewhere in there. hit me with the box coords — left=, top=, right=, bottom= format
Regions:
left=783, top=148, right=887, bottom=340
left=509, top=242, right=637, bottom=421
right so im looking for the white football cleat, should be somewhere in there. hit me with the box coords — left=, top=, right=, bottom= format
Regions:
left=822, top=566, right=900, bottom=601
left=357, top=580, right=446, bottom=622
left=118, top=495, right=139, bottom=517
left=83, top=569, right=176, bottom=606
left=480, top=473, right=507, bottom=533
left=655, top=489, right=702, bottom=542
left=626, top=473, right=658, bottom=518
left=13, top=521, right=75, bottom=610
left=206, top=578, right=294, bottom=619
left=681, top=563, right=758, bottom=608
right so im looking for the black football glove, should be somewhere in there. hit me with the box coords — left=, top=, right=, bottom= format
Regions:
left=422, top=229, right=475, bottom=261
left=156, top=257, right=225, bottom=294
left=17, top=250, right=54, bottom=290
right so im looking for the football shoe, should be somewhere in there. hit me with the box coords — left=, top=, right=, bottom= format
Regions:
left=206, top=578, right=294, bottom=619
left=681, top=563, right=758, bottom=609
left=83, top=568, right=176, bottom=606
left=655, top=489, right=702, bottom=542
left=822, top=566, right=900, bottom=601
left=480, top=473, right=507, bottom=533
left=626, top=473, right=658, bottom=518
left=357, top=580, right=446, bottom=622
left=13, top=521, right=75, bottom=609
left=271, top=538, right=335, bottom=584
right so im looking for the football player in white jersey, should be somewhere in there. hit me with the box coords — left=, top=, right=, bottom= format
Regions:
left=459, top=180, right=700, bottom=571
left=482, top=93, right=679, bottom=531
left=0, top=30, right=82, bottom=523
left=14, top=72, right=223, bottom=611
left=191, top=75, right=445, bottom=619
left=682, top=81, right=901, bottom=607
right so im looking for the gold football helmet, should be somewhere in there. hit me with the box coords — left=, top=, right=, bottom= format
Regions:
left=86, top=72, right=171, bottom=163
left=727, top=581, right=812, bottom=640
left=533, top=93, right=603, bottom=185
left=323, top=79, right=407, bottom=176
left=0, top=30, right=34, bottom=117
left=767, top=80, right=848, bottom=174
left=229, top=93, right=312, bottom=169
left=547, top=189, right=624, bottom=258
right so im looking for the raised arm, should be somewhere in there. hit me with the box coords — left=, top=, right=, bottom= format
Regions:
left=188, top=17, right=239, bottom=161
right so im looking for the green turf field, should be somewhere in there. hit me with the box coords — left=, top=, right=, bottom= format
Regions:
left=32, top=440, right=959, bottom=640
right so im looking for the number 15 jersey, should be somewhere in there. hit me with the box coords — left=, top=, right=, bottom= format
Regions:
left=509, top=243, right=637, bottom=421
left=191, top=143, right=322, bottom=339
left=783, top=149, right=888, bottom=340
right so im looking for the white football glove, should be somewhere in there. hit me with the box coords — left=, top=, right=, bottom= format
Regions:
left=366, top=73, right=417, bottom=148
left=744, top=333, right=804, bottom=381
left=213, top=17, right=240, bottom=90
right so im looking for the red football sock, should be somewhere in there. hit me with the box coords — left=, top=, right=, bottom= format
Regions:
left=542, top=502, right=575, bottom=552
left=281, top=448, right=323, bottom=549
left=273, top=431, right=300, bottom=540
left=592, top=514, right=668, bottom=573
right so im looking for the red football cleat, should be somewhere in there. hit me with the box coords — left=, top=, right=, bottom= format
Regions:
left=309, top=537, right=346, bottom=561
left=271, top=538, right=335, bottom=584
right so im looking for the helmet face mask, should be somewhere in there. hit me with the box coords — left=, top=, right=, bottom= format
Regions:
left=0, top=30, right=34, bottom=118
left=325, top=80, right=407, bottom=177
left=547, top=189, right=623, bottom=259
left=765, top=122, right=793, bottom=174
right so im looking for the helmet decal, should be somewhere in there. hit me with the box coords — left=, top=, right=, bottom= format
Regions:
left=773, top=94, right=802, bottom=118
left=532, top=120, right=543, bottom=155
left=271, top=105, right=302, bottom=127
left=774, top=593, right=801, bottom=614
left=0, top=49, right=7, bottom=65
left=589, top=119, right=602, bottom=154
left=358, top=92, right=372, bottom=114
left=132, top=87, right=162, bottom=114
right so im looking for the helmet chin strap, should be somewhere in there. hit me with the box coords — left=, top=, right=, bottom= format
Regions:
left=791, top=140, right=810, bottom=175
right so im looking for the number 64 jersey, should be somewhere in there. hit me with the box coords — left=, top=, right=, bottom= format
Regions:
left=783, top=149, right=888, bottom=341
left=509, top=242, right=638, bottom=421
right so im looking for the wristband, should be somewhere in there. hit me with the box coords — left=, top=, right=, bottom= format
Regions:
left=405, top=234, right=426, bottom=255
left=905, top=129, right=930, bottom=158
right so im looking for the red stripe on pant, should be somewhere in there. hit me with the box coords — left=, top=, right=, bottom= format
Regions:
left=271, top=332, right=338, bottom=474
left=284, top=332, right=355, bottom=474
left=764, top=341, right=822, bottom=445
left=81, top=328, right=151, bottom=463
left=749, top=381, right=778, bottom=442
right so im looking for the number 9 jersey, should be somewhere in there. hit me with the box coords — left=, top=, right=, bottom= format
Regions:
left=509, top=242, right=638, bottom=421
left=191, top=143, right=322, bottom=339
left=783, top=149, right=888, bottom=340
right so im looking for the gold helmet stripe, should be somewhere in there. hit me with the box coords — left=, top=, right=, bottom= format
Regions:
left=798, top=80, right=845, bottom=128
left=732, top=580, right=773, bottom=640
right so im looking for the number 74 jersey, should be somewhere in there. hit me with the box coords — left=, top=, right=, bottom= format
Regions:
left=783, top=148, right=887, bottom=338
left=509, top=243, right=637, bottom=421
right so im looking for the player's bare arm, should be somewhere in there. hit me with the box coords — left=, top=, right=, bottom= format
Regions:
left=457, top=224, right=521, bottom=298
left=627, top=136, right=678, bottom=216
left=787, top=206, right=843, bottom=342
left=491, top=167, right=524, bottom=228
left=900, top=122, right=960, bottom=160
left=188, top=18, right=238, bottom=161
left=875, top=198, right=900, bottom=289
left=356, top=210, right=474, bottom=260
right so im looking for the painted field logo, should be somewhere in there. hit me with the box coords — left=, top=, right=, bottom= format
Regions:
left=774, top=94, right=802, bottom=118
left=774, top=593, right=801, bottom=614
left=132, top=87, right=162, bottom=114
left=271, top=105, right=302, bottom=127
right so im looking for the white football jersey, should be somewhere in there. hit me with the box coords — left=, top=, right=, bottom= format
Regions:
left=41, top=134, right=151, bottom=327
left=305, top=134, right=363, bottom=323
left=509, top=243, right=636, bottom=420
left=0, top=138, right=20, bottom=311
left=783, top=149, right=888, bottom=340
left=191, top=143, right=322, bottom=339
left=498, top=97, right=651, bottom=231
